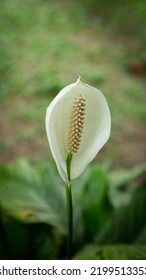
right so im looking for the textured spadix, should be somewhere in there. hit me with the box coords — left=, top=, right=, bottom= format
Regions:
left=45, top=78, right=111, bottom=183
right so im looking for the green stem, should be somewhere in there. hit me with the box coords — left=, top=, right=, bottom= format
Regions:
left=66, top=152, right=73, bottom=181
left=65, top=182, right=72, bottom=259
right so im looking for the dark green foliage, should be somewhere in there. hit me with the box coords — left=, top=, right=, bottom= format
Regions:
left=75, top=165, right=113, bottom=242
left=0, top=159, right=66, bottom=229
left=108, top=163, right=146, bottom=207
left=96, top=183, right=146, bottom=244
left=0, top=159, right=145, bottom=259
left=74, top=245, right=146, bottom=260
left=0, top=216, right=60, bottom=260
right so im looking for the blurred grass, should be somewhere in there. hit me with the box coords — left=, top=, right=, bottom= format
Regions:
left=0, top=0, right=146, bottom=165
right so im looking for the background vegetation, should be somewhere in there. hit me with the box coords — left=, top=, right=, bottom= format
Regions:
left=0, top=0, right=146, bottom=259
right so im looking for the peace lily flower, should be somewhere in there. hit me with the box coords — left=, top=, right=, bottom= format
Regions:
left=45, top=77, right=111, bottom=259
left=45, top=77, right=111, bottom=183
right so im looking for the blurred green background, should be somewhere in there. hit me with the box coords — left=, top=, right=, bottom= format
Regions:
left=0, top=0, right=146, bottom=260
left=0, top=0, right=146, bottom=166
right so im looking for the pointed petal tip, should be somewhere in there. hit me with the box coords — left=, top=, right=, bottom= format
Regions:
left=77, top=75, right=82, bottom=83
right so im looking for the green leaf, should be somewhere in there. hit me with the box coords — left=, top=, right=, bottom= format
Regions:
left=0, top=213, right=59, bottom=259
left=0, top=159, right=66, bottom=229
left=96, top=184, right=146, bottom=244
left=72, top=164, right=113, bottom=242
left=20, top=223, right=59, bottom=260
left=135, top=226, right=146, bottom=245
left=109, top=163, right=146, bottom=208
left=0, top=211, right=37, bottom=260
left=1, top=218, right=31, bottom=259
left=74, top=244, right=146, bottom=260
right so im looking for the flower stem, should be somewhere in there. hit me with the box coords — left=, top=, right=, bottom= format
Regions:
left=66, top=152, right=73, bottom=181
left=65, top=182, right=72, bottom=259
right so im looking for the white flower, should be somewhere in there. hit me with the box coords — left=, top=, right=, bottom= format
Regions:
left=45, top=78, right=111, bottom=183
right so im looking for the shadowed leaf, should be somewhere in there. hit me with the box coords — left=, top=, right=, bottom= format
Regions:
left=74, top=244, right=146, bottom=260
left=0, top=159, right=66, bottom=229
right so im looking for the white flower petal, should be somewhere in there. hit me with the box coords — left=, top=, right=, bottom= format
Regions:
left=45, top=78, right=111, bottom=182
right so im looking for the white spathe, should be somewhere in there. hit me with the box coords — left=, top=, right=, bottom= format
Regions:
left=45, top=78, right=111, bottom=183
